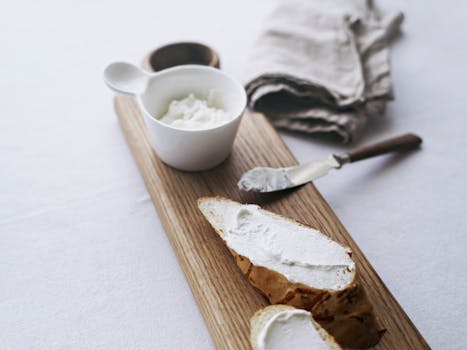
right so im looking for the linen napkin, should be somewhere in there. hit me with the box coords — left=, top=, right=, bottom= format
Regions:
left=245, top=0, right=403, bottom=142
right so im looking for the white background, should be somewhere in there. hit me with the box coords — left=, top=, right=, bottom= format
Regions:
left=1, top=0, right=466, bottom=349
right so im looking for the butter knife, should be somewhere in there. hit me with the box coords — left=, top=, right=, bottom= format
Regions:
left=238, top=133, right=422, bottom=193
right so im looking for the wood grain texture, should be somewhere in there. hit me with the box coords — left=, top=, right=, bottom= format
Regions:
left=114, top=96, right=430, bottom=350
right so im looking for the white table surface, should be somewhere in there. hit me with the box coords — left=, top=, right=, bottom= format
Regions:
left=1, top=0, right=466, bottom=349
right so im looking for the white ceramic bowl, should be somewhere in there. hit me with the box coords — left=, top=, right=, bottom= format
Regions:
left=104, top=63, right=247, bottom=171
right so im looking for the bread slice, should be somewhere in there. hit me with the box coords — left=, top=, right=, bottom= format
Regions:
left=198, top=196, right=384, bottom=348
left=250, top=305, right=342, bottom=350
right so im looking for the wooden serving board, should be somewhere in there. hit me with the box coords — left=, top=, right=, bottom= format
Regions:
left=114, top=93, right=429, bottom=349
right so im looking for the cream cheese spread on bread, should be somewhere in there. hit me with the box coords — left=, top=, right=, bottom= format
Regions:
left=224, top=204, right=355, bottom=291
left=257, top=309, right=330, bottom=350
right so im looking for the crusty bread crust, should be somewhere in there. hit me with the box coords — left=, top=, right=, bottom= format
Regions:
left=198, top=196, right=384, bottom=348
left=250, top=305, right=342, bottom=350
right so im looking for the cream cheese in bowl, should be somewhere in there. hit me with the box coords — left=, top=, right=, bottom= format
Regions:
left=158, top=93, right=232, bottom=130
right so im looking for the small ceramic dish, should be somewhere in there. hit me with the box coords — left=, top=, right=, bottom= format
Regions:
left=103, top=62, right=246, bottom=171
left=144, top=42, right=220, bottom=72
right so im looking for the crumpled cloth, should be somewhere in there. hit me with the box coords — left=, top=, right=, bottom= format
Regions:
left=245, top=0, right=403, bottom=142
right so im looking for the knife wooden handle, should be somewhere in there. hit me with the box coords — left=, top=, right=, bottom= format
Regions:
left=346, top=133, right=422, bottom=163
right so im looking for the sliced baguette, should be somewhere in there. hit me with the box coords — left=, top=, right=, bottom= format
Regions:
left=198, top=196, right=384, bottom=348
left=250, top=305, right=342, bottom=350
